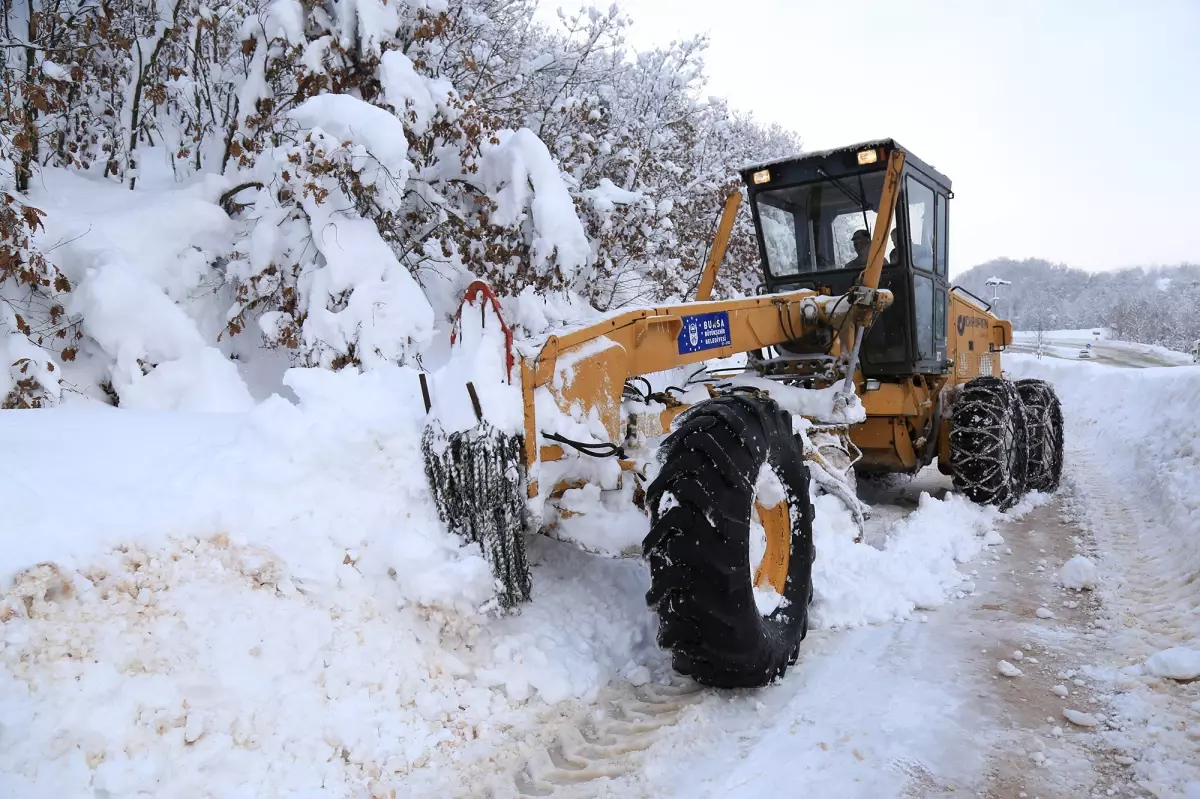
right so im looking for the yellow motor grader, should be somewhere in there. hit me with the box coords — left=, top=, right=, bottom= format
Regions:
left=423, top=139, right=1064, bottom=689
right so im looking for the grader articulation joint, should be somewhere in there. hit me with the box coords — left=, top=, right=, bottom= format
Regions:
left=422, top=139, right=1064, bottom=688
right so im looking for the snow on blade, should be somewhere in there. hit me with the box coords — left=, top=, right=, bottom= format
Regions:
left=727, top=373, right=867, bottom=424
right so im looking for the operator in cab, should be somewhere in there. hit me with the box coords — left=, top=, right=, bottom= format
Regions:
left=886, top=228, right=908, bottom=267
left=845, top=229, right=870, bottom=269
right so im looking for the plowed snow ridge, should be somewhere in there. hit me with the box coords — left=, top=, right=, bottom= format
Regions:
left=1007, top=354, right=1200, bottom=794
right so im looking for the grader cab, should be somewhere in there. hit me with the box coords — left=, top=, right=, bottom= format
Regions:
left=743, top=141, right=1018, bottom=477
left=422, top=139, right=1065, bottom=689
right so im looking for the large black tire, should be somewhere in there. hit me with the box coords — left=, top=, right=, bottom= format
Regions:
left=1015, top=378, right=1064, bottom=492
left=643, top=393, right=814, bottom=689
left=948, top=376, right=1029, bottom=511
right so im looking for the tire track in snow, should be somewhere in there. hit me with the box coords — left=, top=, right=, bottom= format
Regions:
left=485, top=679, right=706, bottom=798
left=1068, top=445, right=1200, bottom=653
left=1064, top=441, right=1200, bottom=792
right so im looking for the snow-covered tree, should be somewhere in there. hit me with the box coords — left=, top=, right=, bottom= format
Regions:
left=2, top=0, right=807, bottom=404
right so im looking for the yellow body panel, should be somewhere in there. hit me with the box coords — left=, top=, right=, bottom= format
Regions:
left=948, top=290, right=1011, bottom=384
left=846, top=287, right=1010, bottom=474
left=851, top=375, right=942, bottom=473
left=695, top=191, right=743, bottom=302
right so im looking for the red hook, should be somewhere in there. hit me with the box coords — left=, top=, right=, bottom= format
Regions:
left=450, top=280, right=516, bottom=384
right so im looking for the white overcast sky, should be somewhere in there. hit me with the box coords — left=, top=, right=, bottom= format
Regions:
left=539, top=0, right=1200, bottom=275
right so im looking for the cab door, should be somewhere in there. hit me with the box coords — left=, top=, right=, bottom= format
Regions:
left=904, top=175, right=950, bottom=374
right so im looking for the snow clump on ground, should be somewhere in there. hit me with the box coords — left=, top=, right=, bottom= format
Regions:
left=1058, top=555, right=1098, bottom=590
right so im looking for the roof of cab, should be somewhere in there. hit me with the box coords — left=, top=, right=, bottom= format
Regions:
left=740, top=138, right=952, bottom=193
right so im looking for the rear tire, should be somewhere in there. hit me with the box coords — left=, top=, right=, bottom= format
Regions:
left=1015, top=378, right=1064, bottom=492
left=949, top=376, right=1029, bottom=511
left=643, top=394, right=814, bottom=689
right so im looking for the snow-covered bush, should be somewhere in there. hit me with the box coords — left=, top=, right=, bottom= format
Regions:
left=0, top=139, right=75, bottom=407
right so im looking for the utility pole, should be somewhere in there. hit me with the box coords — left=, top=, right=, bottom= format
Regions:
left=984, top=276, right=1011, bottom=303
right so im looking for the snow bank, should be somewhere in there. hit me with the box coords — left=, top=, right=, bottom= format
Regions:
left=810, top=481, right=1044, bottom=629
left=1006, top=355, right=1200, bottom=616
left=1006, top=353, right=1200, bottom=791
left=0, top=530, right=657, bottom=797
left=0, top=365, right=486, bottom=603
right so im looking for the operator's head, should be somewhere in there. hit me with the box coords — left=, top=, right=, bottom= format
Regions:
left=852, top=229, right=870, bottom=255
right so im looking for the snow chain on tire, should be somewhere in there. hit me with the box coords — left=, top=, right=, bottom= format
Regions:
left=422, top=421, right=532, bottom=609
left=948, top=376, right=1029, bottom=511
left=1015, top=378, right=1064, bottom=492
left=643, top=393, right=815, bottom=689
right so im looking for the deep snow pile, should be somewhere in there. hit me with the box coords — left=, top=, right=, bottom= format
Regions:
left=1005, top=354, right=1200, bottom=793
left=0, top=367, right=662, bottom=797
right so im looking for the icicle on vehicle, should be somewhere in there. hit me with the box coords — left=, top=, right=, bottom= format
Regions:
left=421, top=140, right=1065, bottom=688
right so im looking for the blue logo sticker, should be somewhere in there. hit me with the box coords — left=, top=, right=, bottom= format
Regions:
left=678, top=311, right=732, bottom=354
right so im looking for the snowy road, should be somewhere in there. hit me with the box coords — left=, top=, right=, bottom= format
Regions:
left=498, top=478, right=1136, bottom=799
left=1009, top=331, right=1192, bottom=369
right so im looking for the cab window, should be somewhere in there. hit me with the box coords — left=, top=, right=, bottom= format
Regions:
left=935, top=193, right=948, bottom=276
left=905, top=177, right=935, bottom=271
left=759, top=204, right=800, bottom=276
left=754, top=170, right=891, bottom=277
left=913, top=273, right=936, bottom=359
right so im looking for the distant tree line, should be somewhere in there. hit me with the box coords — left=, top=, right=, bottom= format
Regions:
left=955, top=258, right=1200, bottom=352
